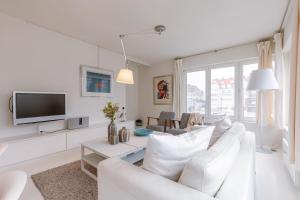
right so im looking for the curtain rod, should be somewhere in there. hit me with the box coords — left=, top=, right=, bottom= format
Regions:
left=179, top=40, right=256, bottom=60
left=178, top=35, right=278, bottom=60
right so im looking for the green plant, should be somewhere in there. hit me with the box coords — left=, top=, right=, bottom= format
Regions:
left=102, top=102, right=119, bottom=122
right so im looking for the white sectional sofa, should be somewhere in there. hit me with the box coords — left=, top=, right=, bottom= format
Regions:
left=98, top=124, right=256, bottom=200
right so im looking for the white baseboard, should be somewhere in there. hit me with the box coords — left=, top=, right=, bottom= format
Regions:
left=283, top=152, right=300, bottom=186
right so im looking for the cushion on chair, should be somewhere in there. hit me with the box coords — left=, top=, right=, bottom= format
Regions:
left=187, top=113, right=202, bottom=126
left=167, top=128, right=188, bottom=135
left=146, top=125, right=165, bottom=132
left=142, top=126, right=215, bottom=181
left=179, top=134, right=240, bottom=196
left=157, top=111, right=176, bottom=126
left=166, top=113, right=191, bottom=135
left=179, top=113, right=191, bottom=129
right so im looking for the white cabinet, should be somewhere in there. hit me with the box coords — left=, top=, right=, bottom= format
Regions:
left=66, top=127, right=106, bottom=150
left=0, top=133, right=66, bottom=167
left=0, top=121, right=135, bottom=167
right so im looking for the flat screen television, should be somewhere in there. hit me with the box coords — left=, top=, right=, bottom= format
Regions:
left=13, top=91, right=66, bottom=125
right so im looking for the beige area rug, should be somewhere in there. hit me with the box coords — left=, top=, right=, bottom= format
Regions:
left=32, top=161, right=97, bottom=200
left=32, top=160, right=143, bottom=200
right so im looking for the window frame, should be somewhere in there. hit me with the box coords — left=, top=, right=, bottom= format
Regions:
left=184, top=57, right=259, bottom=122
left=239, top=59, right=259, bottom=122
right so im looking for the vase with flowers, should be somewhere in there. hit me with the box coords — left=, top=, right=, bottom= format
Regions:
left=102, top=102, right=119, bottom=145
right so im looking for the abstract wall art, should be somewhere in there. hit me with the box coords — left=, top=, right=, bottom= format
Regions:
left=153, top=75, right=173, bottom=105
left=81, top=65, right=113, bottom=97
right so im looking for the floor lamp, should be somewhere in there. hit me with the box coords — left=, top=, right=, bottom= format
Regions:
left=247, top=69, right=279, bottom=153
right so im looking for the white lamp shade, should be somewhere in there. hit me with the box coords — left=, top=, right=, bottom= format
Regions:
left=116, top=68, right=134, bottom=84
left=247, top=69, right=279, bottom=91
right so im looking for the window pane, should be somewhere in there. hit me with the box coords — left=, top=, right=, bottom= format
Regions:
left=243, top=63, right=258, bottom=118
left=187, top=71, right=206, bottom=114
left=211, top=67, right=235, bottom=116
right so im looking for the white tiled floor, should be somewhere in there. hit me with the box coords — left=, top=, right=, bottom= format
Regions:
left=0, top=148, right=299, bottom=200
left=256, top=151, right=300, bottom=200
left=0, top=148, right=81, bottom=200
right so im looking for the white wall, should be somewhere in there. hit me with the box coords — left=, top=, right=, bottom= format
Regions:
left=138, top=60, right=173, bottom=126
left=182, top=43, right=258, bottom=69
left=125, top=61, right=145, bottom=121
left=0, top=12, right=127, bottom=138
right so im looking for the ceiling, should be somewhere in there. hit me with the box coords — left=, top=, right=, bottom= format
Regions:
left=0, top=0, right=289, bottom=65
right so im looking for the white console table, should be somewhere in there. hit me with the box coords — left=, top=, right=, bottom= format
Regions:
left=0, top=121, right=135, bottom=167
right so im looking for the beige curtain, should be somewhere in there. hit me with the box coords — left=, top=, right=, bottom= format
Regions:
left=274, top=32, right=284, bottom=129
left=173, top=58, right=183, bottom=118
left=288, top=0, right=300, bottom=170
left=257, top=41, right=274, bottom=126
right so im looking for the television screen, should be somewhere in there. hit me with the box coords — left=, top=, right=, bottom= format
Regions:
left=13, top=92, right=66, bottom=125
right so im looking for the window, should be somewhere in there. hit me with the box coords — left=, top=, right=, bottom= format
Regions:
left=184, top=59, right=266, bottom=121
left=242, top=63, right=258, bottom=119
left=186, top=70, right=206, bottom=114
left=211, top=66, right=235, bottom=116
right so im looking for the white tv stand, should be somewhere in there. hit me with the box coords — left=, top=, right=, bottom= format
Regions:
left=0, top=121, right=135, bottom=167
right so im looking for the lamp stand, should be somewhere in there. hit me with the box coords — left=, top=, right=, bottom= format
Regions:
left=256, top=91, right=272, bottom=154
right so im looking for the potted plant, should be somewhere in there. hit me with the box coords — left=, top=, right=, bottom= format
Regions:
left=102, top=102, right=119, bottom=145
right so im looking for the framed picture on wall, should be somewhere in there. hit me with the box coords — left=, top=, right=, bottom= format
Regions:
left=153, top=75, right=173, bottom=105
left=81, top=65, right=114, bottom=97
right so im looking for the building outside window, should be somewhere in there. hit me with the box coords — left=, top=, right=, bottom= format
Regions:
left=211, top=66, right=235, bottom=116
left=186, top=70, right=206, bottom=114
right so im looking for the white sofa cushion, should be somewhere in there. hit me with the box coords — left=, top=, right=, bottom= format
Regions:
left=208, top=115, right=232, bottom=148
left=98, top=158, right=215, bottom=200
left=142, top=126, right=215, bottom=181
left=215, top=132, right=255, bottom=200
left=178, top=133, right=240, bottom=196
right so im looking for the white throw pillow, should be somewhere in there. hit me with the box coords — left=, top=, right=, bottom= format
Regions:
left=224, top=122, right=246, bottom=142
left=208, top=115, right=232, bottom=148
left=142, top=126, right=215, bottom=181
left=179, top=134, right=240, bottom=196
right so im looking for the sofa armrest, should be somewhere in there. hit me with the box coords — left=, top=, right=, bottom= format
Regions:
left=98, top=158, right=216, bottom=200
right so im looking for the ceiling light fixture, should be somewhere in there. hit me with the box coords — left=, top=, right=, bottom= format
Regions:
left=116, top=25, right=167, bottom=85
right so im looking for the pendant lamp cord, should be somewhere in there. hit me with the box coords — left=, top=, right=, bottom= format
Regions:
left=119, top=26, right=166, bottom=69
left=119, top=35, right=128, bottom=68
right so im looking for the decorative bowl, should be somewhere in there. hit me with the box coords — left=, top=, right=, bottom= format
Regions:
left=134, top=128, right=153, bottom=136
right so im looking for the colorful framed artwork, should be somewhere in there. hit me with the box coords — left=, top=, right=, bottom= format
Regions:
left=153, top=75, right=173, bottom=105
left=81, top=65, right=113, bottom=97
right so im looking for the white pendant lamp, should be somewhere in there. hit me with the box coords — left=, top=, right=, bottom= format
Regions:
left=116, top=25, right=167, bottom=85
left=116, top=34, right=134, bottom=84
left=116, top=68, right=134, bottom=84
